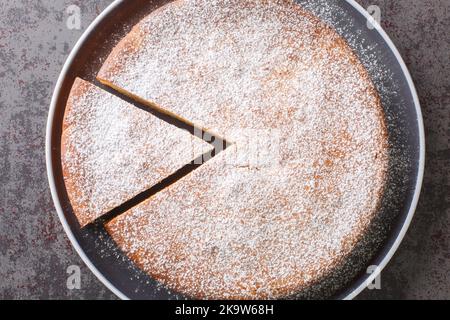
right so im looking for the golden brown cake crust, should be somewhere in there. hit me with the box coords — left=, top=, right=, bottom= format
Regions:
left=100, top=0, right=389, bottom=299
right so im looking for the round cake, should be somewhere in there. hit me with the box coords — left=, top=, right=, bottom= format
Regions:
left=66, top=0, right=389, bottom=299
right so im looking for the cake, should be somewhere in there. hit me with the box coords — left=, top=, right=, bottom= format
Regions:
left=53, top=0, right=393, bottom=298
left=97, top=0, right=389, bottom=299
left=61, top=78, right=212, bottom=227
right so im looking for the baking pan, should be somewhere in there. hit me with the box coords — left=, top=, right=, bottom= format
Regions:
left=46, top=0, right=425, bottom=299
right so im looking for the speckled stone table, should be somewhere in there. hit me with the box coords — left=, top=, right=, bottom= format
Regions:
left=0, top=0, right=448, bottom=300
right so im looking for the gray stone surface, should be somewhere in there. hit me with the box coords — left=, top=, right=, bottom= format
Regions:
left=0, top=0, right=448, bottom=300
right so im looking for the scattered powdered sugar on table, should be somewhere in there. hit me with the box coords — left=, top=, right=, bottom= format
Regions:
left=93, top=0, right=408, bottom=299
left=62, top=79, right=211, bottom=226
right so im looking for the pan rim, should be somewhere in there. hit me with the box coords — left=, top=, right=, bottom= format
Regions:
left=45, top=0, right=425, bottom=300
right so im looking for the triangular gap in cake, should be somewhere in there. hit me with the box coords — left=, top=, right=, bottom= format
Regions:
left=61, top=78, right=215, bottom=227
left=97, top=77, right=233, bottom=149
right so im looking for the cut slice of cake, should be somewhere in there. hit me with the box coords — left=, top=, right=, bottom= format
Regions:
left=61, top=78, right=212, bottom=227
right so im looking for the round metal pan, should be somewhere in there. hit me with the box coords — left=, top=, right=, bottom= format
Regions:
left=46, top=0, right=425, bottom=300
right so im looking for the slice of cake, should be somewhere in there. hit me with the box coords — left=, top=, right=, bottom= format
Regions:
left=61, top=78, right=212, bottom=227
